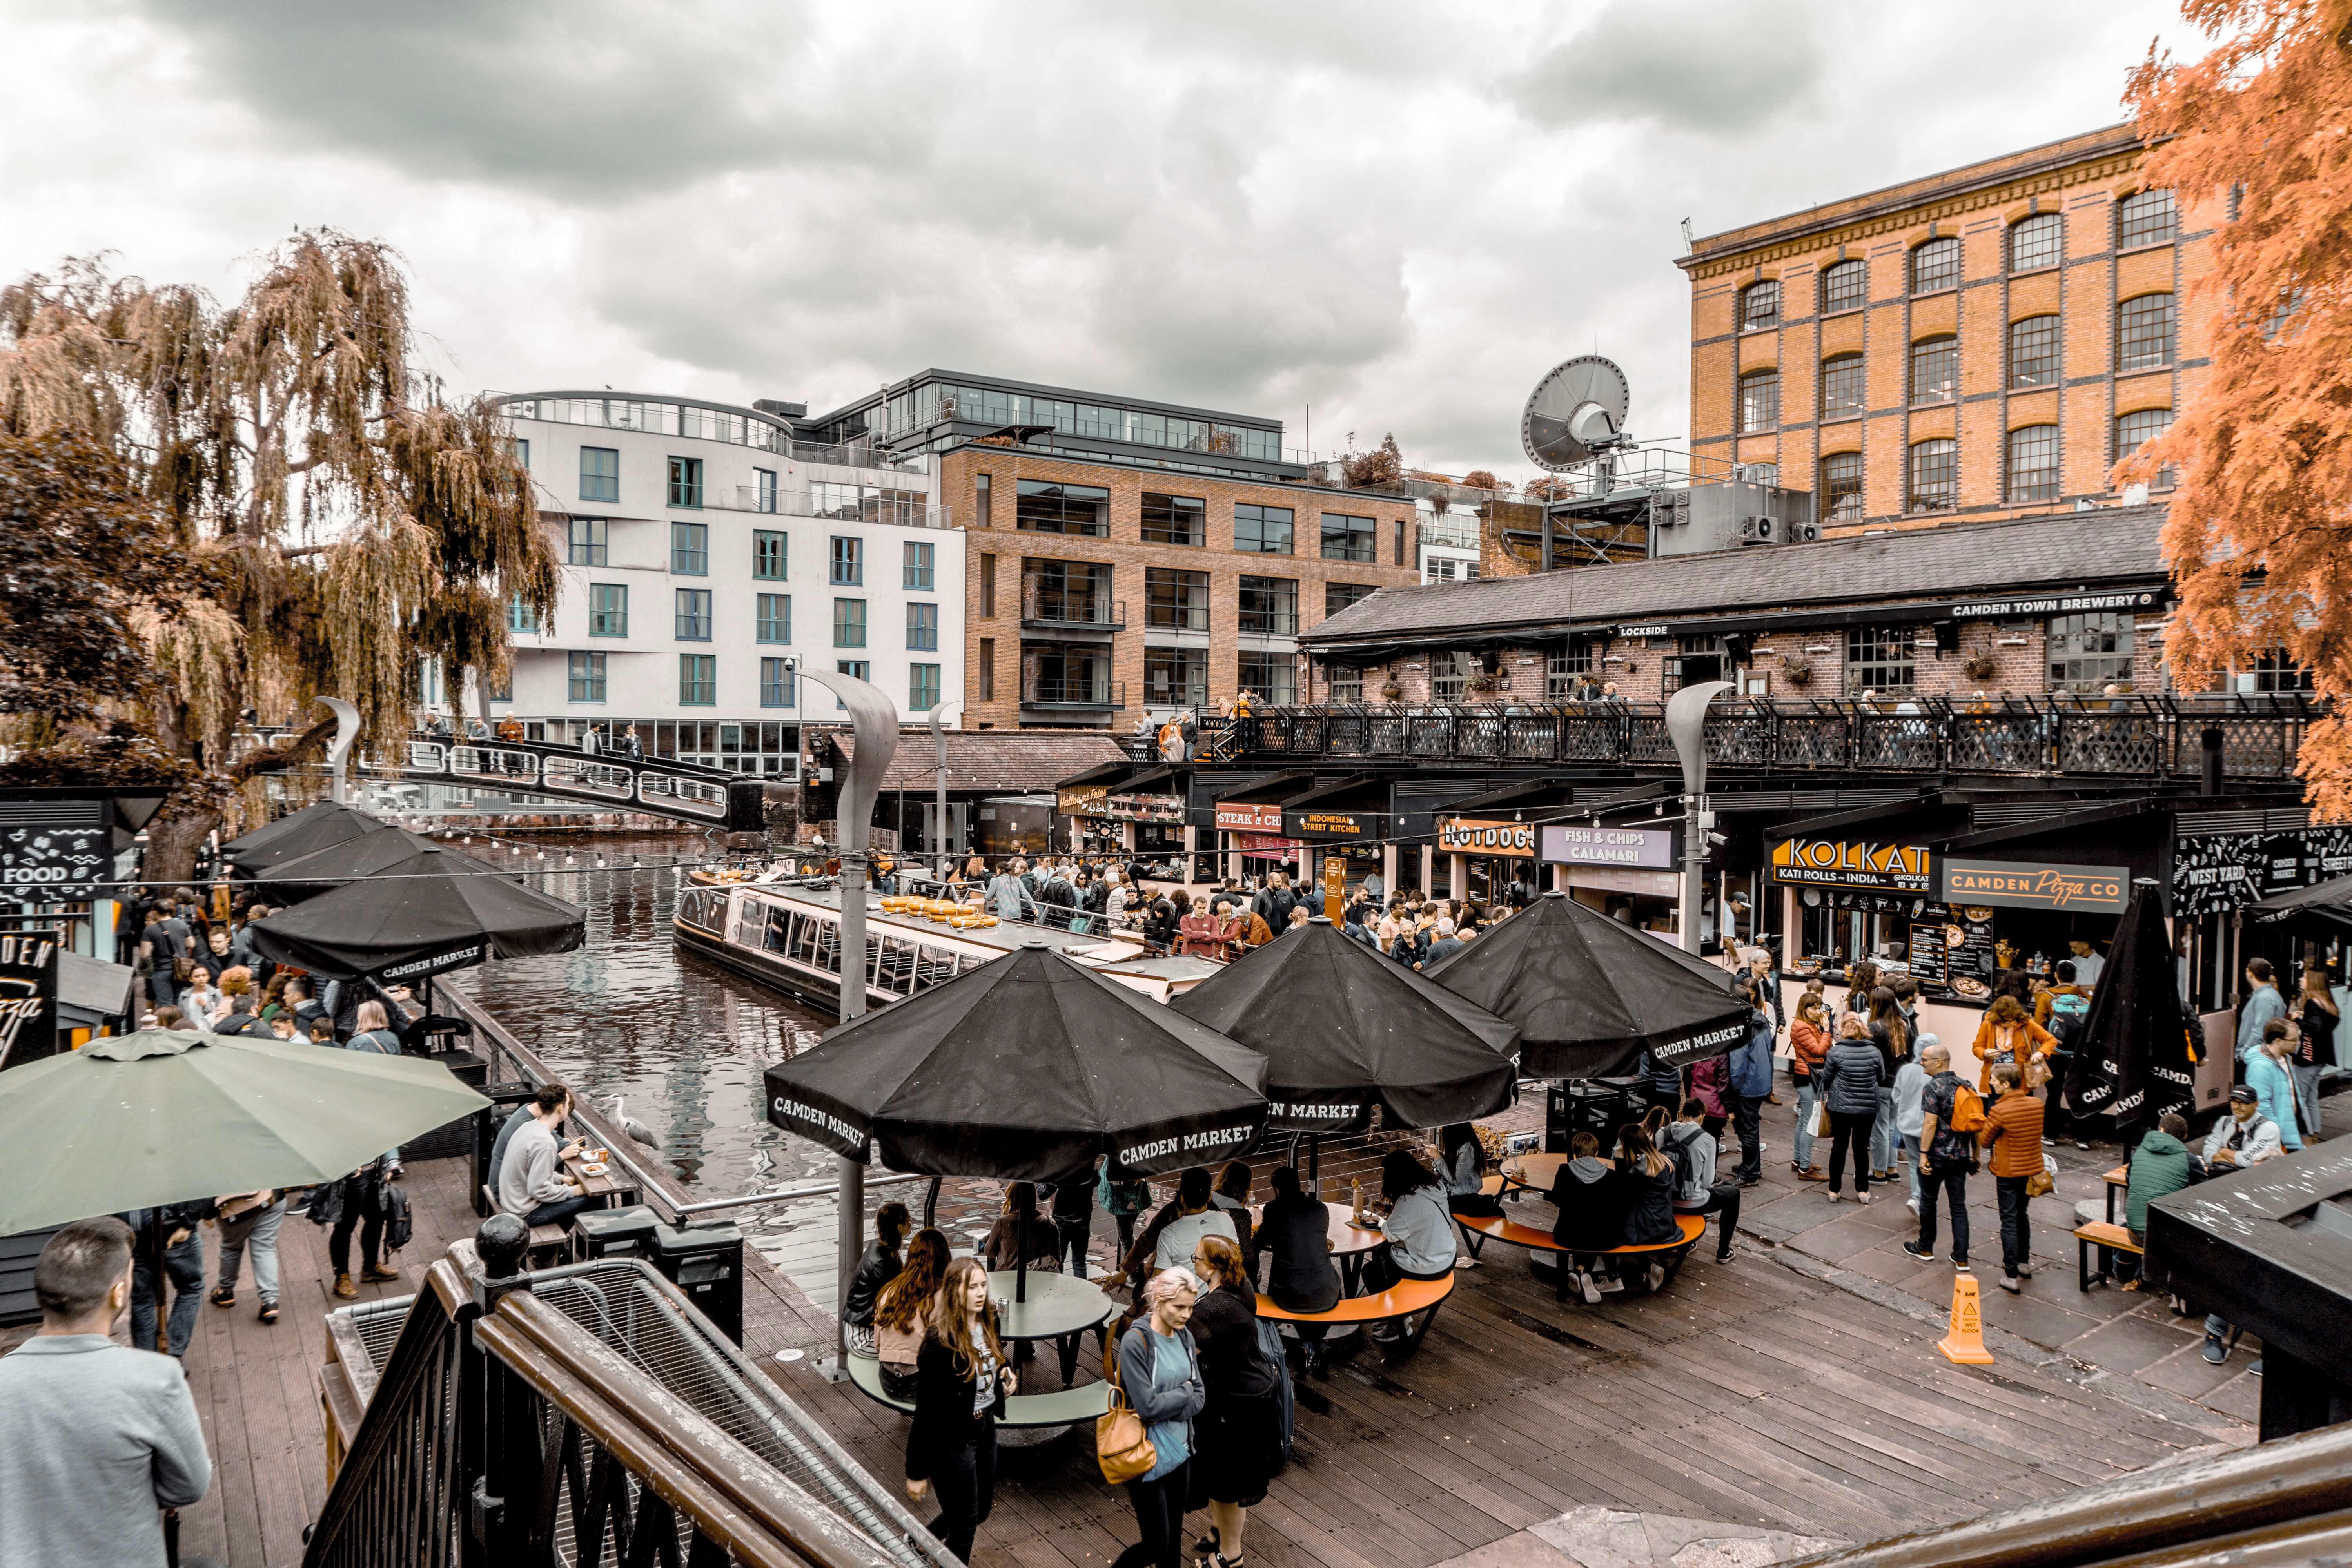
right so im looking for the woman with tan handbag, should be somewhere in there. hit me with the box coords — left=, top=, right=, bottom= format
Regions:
left=904, top=1257, right=1014, bottom=1562
left=1968, top=995, right=2057, bottom=1094
left=1111, top=1269, right=1205, bottom=1568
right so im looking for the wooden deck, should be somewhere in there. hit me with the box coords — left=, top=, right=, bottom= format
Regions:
left=12, top=1098, right=2276, bottom=1568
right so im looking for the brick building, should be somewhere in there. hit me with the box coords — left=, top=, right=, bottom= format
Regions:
left=808, top=371, right=1421, bottom=731
left=1679, top=123, right=2211, bottom=535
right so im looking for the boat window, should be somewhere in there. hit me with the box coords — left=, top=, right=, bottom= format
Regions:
left=876, top=937, right=919, bottom=995
left=759, top=903, right=792, bottom=953
left=913, top=946, right=960, bottom=991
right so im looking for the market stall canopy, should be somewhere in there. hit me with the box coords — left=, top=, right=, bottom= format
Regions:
left=764, top=942, right=1268, bottom=1179
left=2066, top=878, right=2199, bottom=1130
left=2248, top=871, right=2352, bottom=934
left=247, top=844, right=585, bottom=982
left=0, top=1027, right=490, bottom=1233
left=1425, top=890, right=1750, bottom=1079
left=220, top=800, right=397, bottom=874
left=1169, top=916, right=1519, bottom=1131
left=255, top=824, right=504, bottom=904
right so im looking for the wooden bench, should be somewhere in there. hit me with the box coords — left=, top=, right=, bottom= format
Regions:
left=1256, top=1273, right=1455, bottom=1356
left=842, top=1349, right=1112, bottom=1428
left=2103, top=1165, right=2128, bottom=1225
left=1455, top=1213, right=1707, bottom=1302
left=2075, top=1220, right=2142, bottom=1292
left=481, top=1185, right=569, bottom=1266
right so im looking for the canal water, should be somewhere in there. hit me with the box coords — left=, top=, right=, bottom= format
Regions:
left=456, top=831, right=836, bottom=1196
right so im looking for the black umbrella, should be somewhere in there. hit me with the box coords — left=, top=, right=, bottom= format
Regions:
left=764, top=943, right=1269, bottom=1181
left=247, top=843, right=584, bottom=982
left=255, top=825, right=504, bottom=904
left=1169, top=916, right=1519, bottom=1132
left=1425, top=890, right=1750, bottom=1079
left=221, top=801, right=396, bottom=875
left=2066, top=878, right=2200, bottom=1134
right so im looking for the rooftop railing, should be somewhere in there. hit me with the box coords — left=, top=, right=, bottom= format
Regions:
left=1196, top=695, right=2324, bottom=780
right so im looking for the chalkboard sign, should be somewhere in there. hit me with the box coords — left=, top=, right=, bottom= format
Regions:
left=1907, top=924, right=1950, bottom=987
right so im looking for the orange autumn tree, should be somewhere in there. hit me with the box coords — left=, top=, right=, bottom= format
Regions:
left=2123, top=0, right=2352, bottom=817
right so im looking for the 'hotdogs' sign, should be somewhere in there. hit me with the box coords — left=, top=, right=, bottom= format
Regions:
left=1437, top=818, right=1537, bottom=857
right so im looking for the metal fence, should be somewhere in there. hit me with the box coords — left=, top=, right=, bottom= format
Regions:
left=1202, top=695, right=2323, bottom=780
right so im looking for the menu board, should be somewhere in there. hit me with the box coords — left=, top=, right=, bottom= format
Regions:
left=1907, top=924, right=1949, bottom=987
left=1942, top=911, right=1999, bottom=1000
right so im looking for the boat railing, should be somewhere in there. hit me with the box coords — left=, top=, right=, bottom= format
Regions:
left=303, top=1238, right=956, bottom=1568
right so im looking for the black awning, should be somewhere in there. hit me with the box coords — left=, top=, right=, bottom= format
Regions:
left=2248, top=871, right=2352, bottom=929
left=248, top=845, right=584, bottom=982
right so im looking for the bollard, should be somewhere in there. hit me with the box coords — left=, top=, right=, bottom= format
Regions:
left=477, top=1214, right=530, bottom=1282
left=1936, top=1273, right=1994, bottom=1364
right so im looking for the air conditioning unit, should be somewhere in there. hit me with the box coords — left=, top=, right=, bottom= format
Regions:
left=1789, top=521, right=1820, bottom=543
left=1739, top=515, right=1776, bottom=543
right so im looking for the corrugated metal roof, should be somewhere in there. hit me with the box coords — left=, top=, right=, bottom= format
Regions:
left=1307, top=507, right=2169, bottom=647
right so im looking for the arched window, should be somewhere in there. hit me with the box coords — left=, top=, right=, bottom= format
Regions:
left=1740, top=280, right=1780, bottom=332
left=1910, top=237, right=1961, bottom=295
left=2114, top=407, right=2176, bottom=488
left=1819, top=354, right=1865, bottom=419
left=2008, top=212, right=2063, bottom=273
left=1907, top=439, right=1956, bottom=512
left=2116, top=189, right=2178, bottom=250
left=2006, top=425, right=2060, bottom=503
left=1820, top=260, right=1867, bottom=315
left=1909, top=335, right=1958, bottom=405
left=2007, top=314, right=2060, bottom=388
left=2116, top=294, right=2176, bottom=371
left=1820, top=451, right=1864, bottom=521
left=1737, top=368, right=1780, bottom=432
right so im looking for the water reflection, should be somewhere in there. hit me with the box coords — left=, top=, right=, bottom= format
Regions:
left=456, top=831, right=835, bottom=1194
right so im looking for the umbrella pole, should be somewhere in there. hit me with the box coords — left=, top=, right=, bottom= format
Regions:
left=924, top=1176, right=942, bottom=1229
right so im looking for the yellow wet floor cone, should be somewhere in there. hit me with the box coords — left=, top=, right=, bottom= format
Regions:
left=1937, top=1273, right=1994, bottom=1364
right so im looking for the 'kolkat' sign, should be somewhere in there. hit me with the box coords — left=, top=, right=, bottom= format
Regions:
left=1437, top=819, right=1537, bottom=857
left=1770, top=837, right=1933, bottom=893
left=1939, top=858, right=2127, bottom=913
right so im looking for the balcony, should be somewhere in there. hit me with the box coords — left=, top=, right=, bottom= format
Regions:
left=1021, top=590, right=1125, bottom=633
left=1022, top=675, right=1125, bottom=710
left=1420, top=517, right=1482, bottom=551
left=695, top=485, right=952, bottom=529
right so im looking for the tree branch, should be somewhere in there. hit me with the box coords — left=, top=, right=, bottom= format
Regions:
left=227, top=715, right=338, bottom=784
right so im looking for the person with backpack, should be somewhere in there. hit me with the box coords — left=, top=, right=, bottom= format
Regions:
left=1662, top=1098, right=1739, bottom=1264
left=1903, top=1044, right=1978, bottom=1269
left=1892, top=1032, right=1935, bottom=1213
left=346, top=1000, right=408, bottom=1181
left=2038, top=961, right=2095, bottom=1149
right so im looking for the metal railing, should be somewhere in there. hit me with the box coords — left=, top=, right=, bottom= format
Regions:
left=1021, top=675, right=1126, bottom=709
left=692, top=486, right=953, bottom=529
left=387, top=733, right=769, bottom=832
left=304, top=1247, right=955, bottom=1568
left=1020, top=590, right=1125, bottom=629
left=1198, top=695, right=2323, bottom=779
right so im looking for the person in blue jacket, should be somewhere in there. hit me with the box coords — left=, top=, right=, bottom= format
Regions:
left=1726, top=984, right=1777, bottom=1186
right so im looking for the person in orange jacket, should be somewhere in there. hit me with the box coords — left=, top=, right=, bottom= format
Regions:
left=1968, top=994, right=2057, bottom=1093
left=1788, top=993, right=1835, bottom=1179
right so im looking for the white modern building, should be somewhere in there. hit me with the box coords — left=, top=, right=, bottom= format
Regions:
left=1417, top=497, right=1483, bottom=583
left=485, top=392, right=964, bottom=776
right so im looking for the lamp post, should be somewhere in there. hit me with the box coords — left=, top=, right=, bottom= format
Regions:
left=927, top=700, right=958, bottom=880
left=797, top=665, right=899, bottom=1379
left=1663, top=681, right=1734, bottom=956
left=315, top=697, right=359, bottom=805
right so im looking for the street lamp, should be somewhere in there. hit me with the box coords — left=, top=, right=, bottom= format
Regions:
left=1663, top=680, right=1734, bottom=956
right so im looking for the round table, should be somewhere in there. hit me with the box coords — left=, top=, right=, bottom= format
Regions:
left=1499, top=1151, right=1567, bottom=1195
left=987, top=1270, right=1114, bottom=1387
left=1255, top=1200, right=1388, bottom=1295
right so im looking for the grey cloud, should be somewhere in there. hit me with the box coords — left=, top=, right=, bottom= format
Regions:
left=1508, top=1, right=1823, bottom=136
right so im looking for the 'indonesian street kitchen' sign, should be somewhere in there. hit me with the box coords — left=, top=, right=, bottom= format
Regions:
left=1437, top=819, right=1537, bottom=857
left=1539, top=824, right=1675, bottom=869
left=1938, top=858, right=2128, bottom=914
left=1284, top=809, right=1374, bottom=840
left=1769, top=837, right=1934, bottom=893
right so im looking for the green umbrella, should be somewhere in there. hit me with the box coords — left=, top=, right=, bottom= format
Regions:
left=0, top=1028, right=491, bottom=1233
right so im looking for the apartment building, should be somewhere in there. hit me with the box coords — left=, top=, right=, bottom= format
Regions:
left=1679, top=124, right=2210, bottom=535
left=810, top=371, right=1423, bottom=729
left=493, top=392, right=962, bottom=773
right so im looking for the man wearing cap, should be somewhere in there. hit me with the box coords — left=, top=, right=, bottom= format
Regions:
left=2199, top=1082, right=2287, bottom=1370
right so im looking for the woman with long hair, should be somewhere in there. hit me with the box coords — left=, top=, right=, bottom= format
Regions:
left=2294, top=965, right=2339, bottom=1139
left=1112, top=1269, right=1205, bottom=1568
left=1185, top=1236, right=1283, bottom=1568
left=1842, top=961, right=1880, bottom=1014
left=1867, top=984, right=1911, bottom=1181
left=1820, top=1014, right=1889, bottom=1202
left=1789, top=993, right=1833, bottom=1180
left=1968, top=993, right=2056, bottom=1094
left=1616, top=1123, right=1681, bottom=1288
left=842, top=1201, right=911, bottom=1357
left=906, top=1256, right=1013, bottom=1563
left=1438, top=1123, right=1504, bottom=1219
left=1363, top=1150, right=1454, bottom=1295
left=874, top=1228, right=949, bottom=1400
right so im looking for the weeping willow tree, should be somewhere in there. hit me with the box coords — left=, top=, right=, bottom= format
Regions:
left=0, top=232, right=559, bottom=878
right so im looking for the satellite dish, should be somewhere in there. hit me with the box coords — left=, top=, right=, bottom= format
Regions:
left=1522, top=355, right=1632, bottom=470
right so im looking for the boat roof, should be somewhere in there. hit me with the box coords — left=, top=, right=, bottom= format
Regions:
left=737, top=883, right=1144, bottom=958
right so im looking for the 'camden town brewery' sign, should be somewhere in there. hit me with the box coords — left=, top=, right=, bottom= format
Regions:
left=1437, top=819, right=1537, bottom=857
left=1770, top=838, right=1934, bottom=893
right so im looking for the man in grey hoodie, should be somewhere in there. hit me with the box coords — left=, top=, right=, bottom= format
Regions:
left=1662, top=1098, right=1740, bottom=1263
left=0, top=1218, right=218, bottom=1568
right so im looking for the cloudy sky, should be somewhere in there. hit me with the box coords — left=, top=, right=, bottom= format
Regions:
left=4, top=0, right=2203, bottom=477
